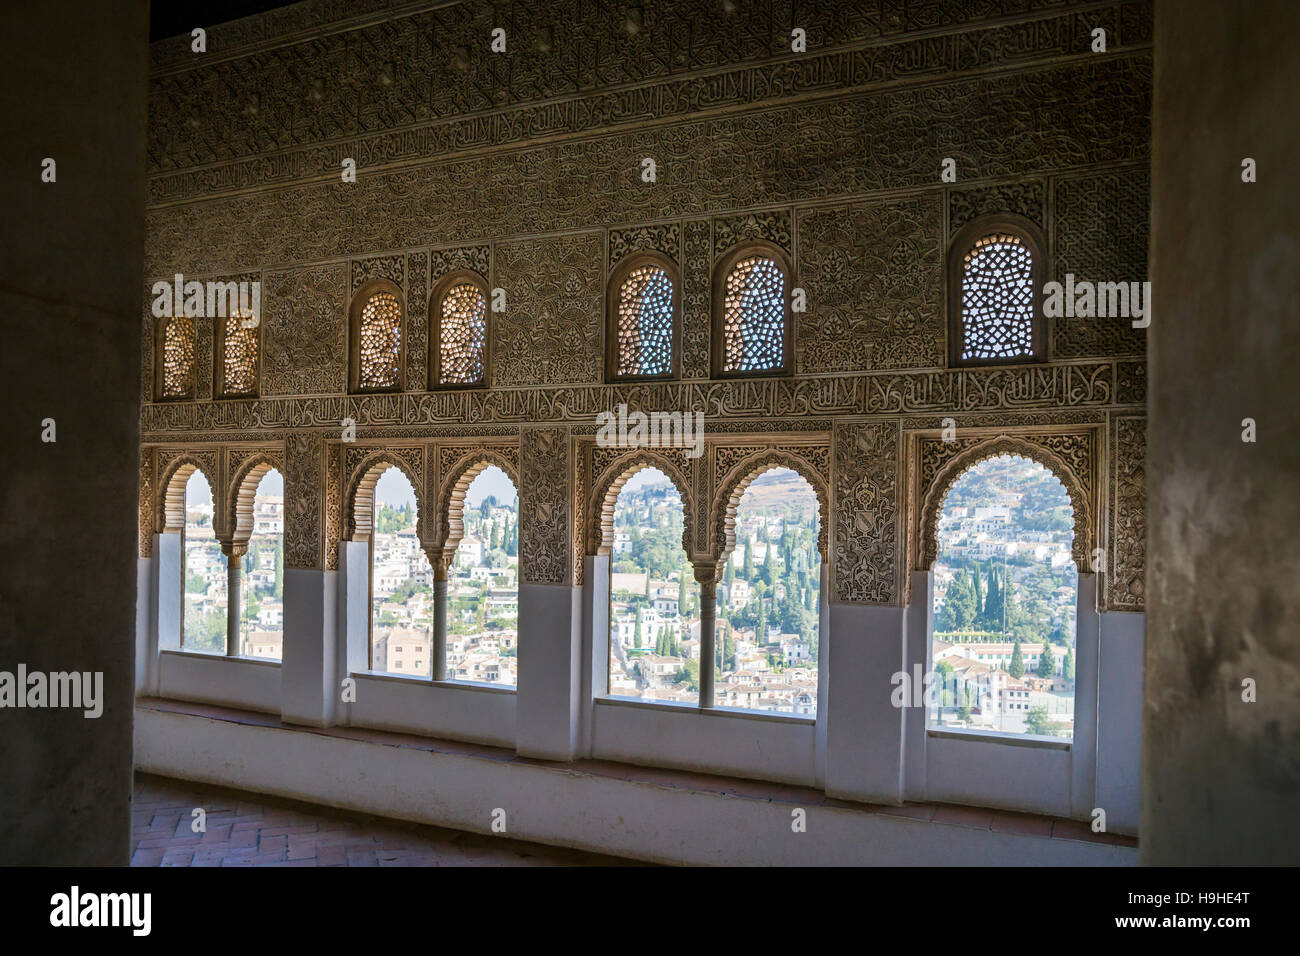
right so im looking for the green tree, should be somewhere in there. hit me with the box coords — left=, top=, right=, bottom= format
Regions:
left=938, top=570, right=976, bottom=631
left=742, top=540, right=755, bottom=579
left=186, top=571, right=207, bottom=594
left=1008, top=639, right=1025, bottom=679
left=1025, top=705, right=1063, bottom=736
left=933, top=659, right=955, bottom=709
left=1037, top=640, right=1055, bottom=678
left=678, top=658, right=700, bottom=692
left=1063, top=648, right=1075, bottom=682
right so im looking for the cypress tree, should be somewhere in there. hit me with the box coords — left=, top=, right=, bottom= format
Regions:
left=1037, top=640, right=1055, bottom=678
left=1009, top=639, right=1024, bottom=679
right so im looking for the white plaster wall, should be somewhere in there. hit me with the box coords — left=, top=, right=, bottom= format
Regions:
left=591, top=700, right=817, bottom=785
left=516, top=582, right=582, bottom=760
left=1096, top=611, right=1144, bottom=835
left=135, top=555, right=155, bottom=695
left=925, top=732, right=1073, bottom=817
left=824, top=603, right=907, bottom=803
left=347, top=674, right=515, bottom=747
left=281, top=567, right=337, bottom=727
left=134, top=706, right=1134, bottom=866
left=1070, top=573, right=1101, bottom=817
left=157, top=651, right=280, bottom=714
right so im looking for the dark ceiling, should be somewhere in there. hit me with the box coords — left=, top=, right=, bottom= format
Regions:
left=150, top=0, right=303, bottom=43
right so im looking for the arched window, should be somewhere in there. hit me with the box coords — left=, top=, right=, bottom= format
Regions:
left=181, top=469, right=225, bottom=653
left=156, top=316, right=196, bottom=400
left=430, top=271, right=489, bottom=387
left=237, top=468, right=283, bottom=660
left=948, top=214, right=1046, bottom=366
left=446, top=466, right=518, bottom=686
left=716, top=468, right=821, bottom=716
left=929, top=455, right=1076, bottom=739
left=365, top=466, right=431, bottom=675
left=606, top=467, right=697, bottom=705
left=216, top=311, right=259, bottom=397
left=349, top=281, right=405, bottom=392
left=607, top=254, right=678, bottom=381
left=712, top=243, right=792, bottom=377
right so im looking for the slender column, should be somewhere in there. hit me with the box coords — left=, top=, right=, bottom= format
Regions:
left=695, top=563, right=718, bottom=708
left=223, top=544, right=246, bottom=657
left=432, top=564, right=448, bottom=681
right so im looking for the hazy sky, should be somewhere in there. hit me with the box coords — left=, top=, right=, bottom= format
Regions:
left=185, top=464, right=516, bottom=512
left=375, top=464, right=517, bottom=510
left=185, top=464, right=801, bottom=512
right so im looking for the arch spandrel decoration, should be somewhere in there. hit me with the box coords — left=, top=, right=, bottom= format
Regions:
left=916, top=433, right=1095, bottom=571
left=435, top=449, right=520, bottom=570
left=343, top=448, right=426, bottom=543
left=708, top=448, right=830, bottom=577
left=586, top=450, right=695, bottom=562
left=226, top=447, right=286, bottom=549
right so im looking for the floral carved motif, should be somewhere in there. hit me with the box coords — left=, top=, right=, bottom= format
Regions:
left=1109, top=416, right=1145, bottom=610
left=493, top=234, right=603, bottom=386
left=519, top=427, right=571, bottom=586
left=832, top=422, right=900, bottom=605
left=262, top=264, right=348, bottom=396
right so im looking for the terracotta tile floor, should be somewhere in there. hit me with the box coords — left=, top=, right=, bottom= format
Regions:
left=131, top=773, right=642, bottom=867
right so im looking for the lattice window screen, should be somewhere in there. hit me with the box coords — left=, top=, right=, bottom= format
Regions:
left=161, top=317, right=196, bottom=398
left=959, top=234, right=1035, bottom=360
left=722, top=256, right=785, bottom=372
left=438, top=283, right=487, bottom=385
left=222, top=316, right=258, bottom=394
left=615, top=265, right=674, bottom=377
left=358, top=291, right=402, bottom=389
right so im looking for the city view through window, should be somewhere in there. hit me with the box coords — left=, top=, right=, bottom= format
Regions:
left=929, top=455, right=1077, bottom=738
left=369, top=465, right=518, bottom=685
left=182, top=470, right=225, bottom=652
left=607, top=466, right=821, bottom=715
left=182, top=468, right=284, bottom=658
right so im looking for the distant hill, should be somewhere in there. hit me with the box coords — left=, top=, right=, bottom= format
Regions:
left=631, top=466, right=819, bottom=523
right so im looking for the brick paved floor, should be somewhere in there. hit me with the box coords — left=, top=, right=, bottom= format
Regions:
left=131, top=773, right=641, bottom=867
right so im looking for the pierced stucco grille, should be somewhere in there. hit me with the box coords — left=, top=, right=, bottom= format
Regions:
left=357, top=291, right=402, bottom=389
left=960, top=234, right=1035, bottom=360
left=161, top=316, right=196, bottom=397
left=222, top=316, right=258, bottom=394
left=722, top=256, right=785, bottom=372
left=438, top=283, right=487, bottom=384
left=615, top=265, right=673, bottom=377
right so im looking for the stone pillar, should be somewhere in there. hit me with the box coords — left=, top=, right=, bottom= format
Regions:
left=432, top=566, right=448, bottom=681
left=515, top=426, right=582, bottom=760
left=824, top=602, right=908, bottom=804
left=223, top=544, right=245, bottom=656
left=0, top=0, right=148, bottom=864
left=696, top=569, right=718, bottom=707
left=280, top=434, right=338, bottom=727
left=1146, top=0, right=1300, bottom=864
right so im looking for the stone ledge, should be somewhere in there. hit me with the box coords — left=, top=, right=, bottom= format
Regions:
left=135, top=698, right=1137, bottom=865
